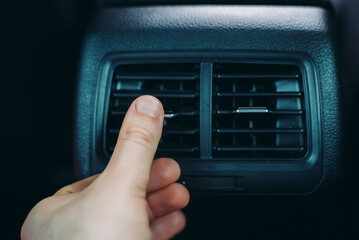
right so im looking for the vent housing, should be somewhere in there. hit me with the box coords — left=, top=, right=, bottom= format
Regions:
left=105, top=61, right=308, bottom=162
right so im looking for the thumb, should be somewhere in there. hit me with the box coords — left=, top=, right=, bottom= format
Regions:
left=97, top=95, right=164, bottom=198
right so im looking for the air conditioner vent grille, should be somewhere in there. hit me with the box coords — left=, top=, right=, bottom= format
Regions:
left=106, top=63, right=200, bottom=159
left=212, top=63, right=307, bottom=160
left=104, top=61, right=308, bottom=162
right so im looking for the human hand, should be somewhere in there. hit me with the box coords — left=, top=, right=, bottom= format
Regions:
left=21, top=96, right=190, bottom=240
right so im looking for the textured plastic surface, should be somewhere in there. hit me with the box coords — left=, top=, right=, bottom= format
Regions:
left=74, top=6, right=342, bottom=194
left=98, top=0, right=332, bottom=7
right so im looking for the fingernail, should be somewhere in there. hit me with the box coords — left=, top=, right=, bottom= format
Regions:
left=135, top=97, right=162, bottom=119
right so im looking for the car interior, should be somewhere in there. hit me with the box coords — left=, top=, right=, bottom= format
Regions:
left=2, top=0, right=359, bottom=239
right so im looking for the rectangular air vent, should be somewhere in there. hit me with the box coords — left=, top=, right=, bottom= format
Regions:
left=212, top=63, right=307, bottom=160
left=104, top=61, right=309, bottom=162
left=105, top=63, right=200, bottom=159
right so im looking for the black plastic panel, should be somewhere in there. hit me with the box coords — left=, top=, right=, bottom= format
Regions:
left=74, top=6, right=342, bottom=194
left=98, top=0, right=332, bottom=7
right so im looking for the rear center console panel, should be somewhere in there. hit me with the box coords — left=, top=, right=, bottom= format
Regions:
left=74, top=5, right=342, bottom=195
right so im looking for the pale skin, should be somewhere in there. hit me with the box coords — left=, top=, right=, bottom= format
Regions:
left=21, top=96, right=190, bottom=240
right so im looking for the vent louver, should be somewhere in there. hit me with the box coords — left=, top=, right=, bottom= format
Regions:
left=105, top=63, right=200, bottom=159
left=212, top=63, right=307, bottom=159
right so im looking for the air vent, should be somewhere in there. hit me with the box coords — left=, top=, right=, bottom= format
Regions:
left=104, top=61, right=309, bottom=162
left=105, top=63, right=200, bottom=159
left=212, top=63, right=307, bottom=160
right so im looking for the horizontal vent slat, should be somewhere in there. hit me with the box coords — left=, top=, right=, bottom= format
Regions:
left=109, top=146, right=200, bottom=154
left=113, top=91, right=199, bottom=98
left=115, top=75, right=198, bottom=81
left=214, top=128, right=304, bottom=133
left=110, top=128, right=199, bottom=135
left=111, top=111, right=199, bottom=116
left=214, top=110, right=304, bottom=115
left=158, top=147, right=199, bottom=153
left=108, top=146, right=199, bottom=153
left=214, top=147, right=304, bottom=152
left=215, top=92, right=302, bottom=97
left=215, top=74, right=299, bottom=79
left=164, top=129, right=199, bottom=134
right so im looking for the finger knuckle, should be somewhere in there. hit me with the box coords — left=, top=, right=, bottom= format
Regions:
left=123, top=125, right=155, bottom=147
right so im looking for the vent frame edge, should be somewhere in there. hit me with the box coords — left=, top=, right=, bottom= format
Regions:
left=91, top=51, right=322, bottom=194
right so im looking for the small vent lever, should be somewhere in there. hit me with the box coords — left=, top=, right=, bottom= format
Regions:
left=233, top=107, right=270, bottom=114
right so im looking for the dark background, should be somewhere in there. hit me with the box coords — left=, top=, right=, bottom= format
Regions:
left=1, top=0, right=359, bottom=239
left=1, top=0, right=94, bottom=238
